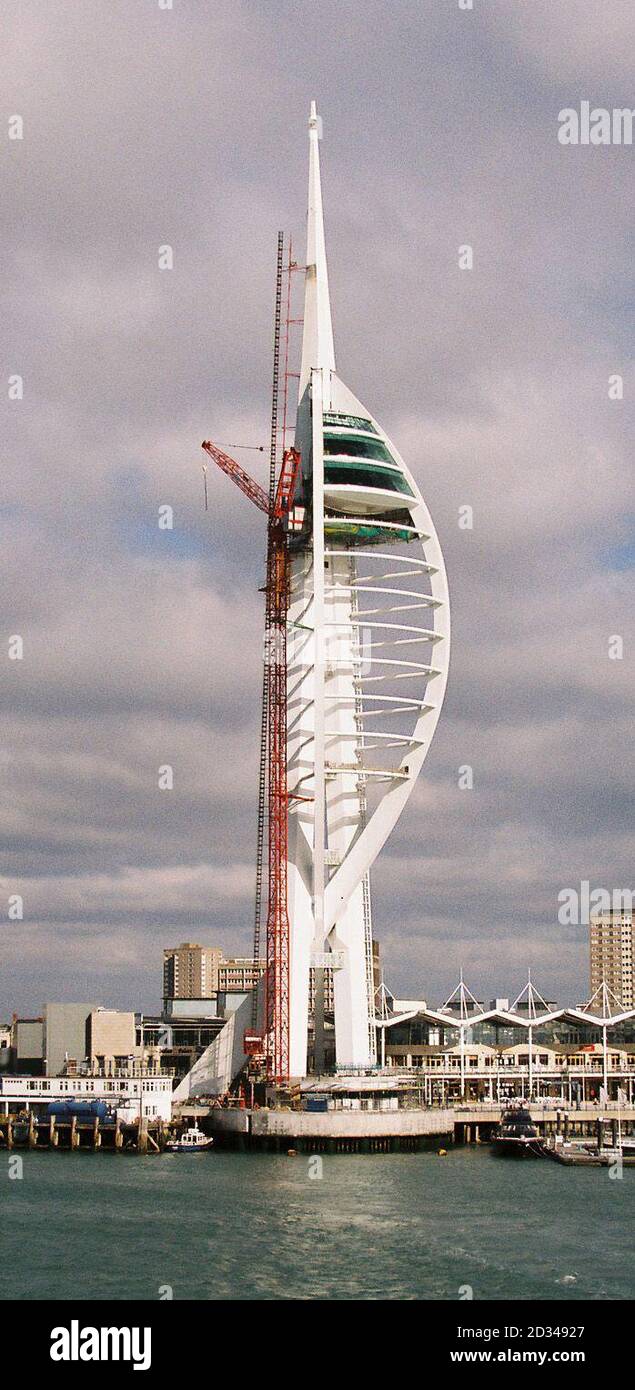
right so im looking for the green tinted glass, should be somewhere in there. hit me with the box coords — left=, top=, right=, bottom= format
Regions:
left=323, top=434, right=395, bottom=463
left=322, top=412, right=377, bottom=434
left=324, top=461, right=413, bottom=496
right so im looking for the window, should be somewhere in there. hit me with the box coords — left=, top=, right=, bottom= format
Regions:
left=324, top=433, right=395, bottom=463
left=324, top=507, right=415, bottom=541
left=323, top=411, right=377, bottom=434
left=324, top=463, right=413, bottom=496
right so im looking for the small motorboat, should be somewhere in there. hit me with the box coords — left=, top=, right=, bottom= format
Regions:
left=493, top=1105, right=542, bottom=1157
left=165, top=1125, right=214, bottom=1153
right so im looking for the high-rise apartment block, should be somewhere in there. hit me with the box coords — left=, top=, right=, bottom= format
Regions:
left=590, top=908, right=635, bottom=1008
left=163, top=944, right=266, bottom=1002
left=162, top=943, right=224, bottom=1000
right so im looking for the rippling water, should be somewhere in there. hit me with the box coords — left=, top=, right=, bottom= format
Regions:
left=3, top=1147, right=633, bottom=1300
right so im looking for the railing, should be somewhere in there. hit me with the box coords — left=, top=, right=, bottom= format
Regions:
left=454, top=1100, right=635, bottom=1113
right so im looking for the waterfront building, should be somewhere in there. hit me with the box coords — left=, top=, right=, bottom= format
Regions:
left=590, top=908, right=634, bottom=1008
left=138, top=1009, right=225, bottom=1081
left=0, top=1069, right=173, bottom=1122
left=379, top=978, right=635, bottom=1104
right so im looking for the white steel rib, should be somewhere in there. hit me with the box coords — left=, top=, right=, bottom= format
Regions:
left=286, top=102, right=450, bottom=1076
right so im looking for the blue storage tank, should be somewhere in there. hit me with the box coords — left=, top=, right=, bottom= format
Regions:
left=47, top=1100, right=111, bottom=1120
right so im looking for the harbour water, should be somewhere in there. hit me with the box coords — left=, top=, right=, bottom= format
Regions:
left=3, top=1147, right=632, bottom=1301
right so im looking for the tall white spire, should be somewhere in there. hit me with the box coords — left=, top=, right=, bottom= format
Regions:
left=298, top=101, right=336, bottom=400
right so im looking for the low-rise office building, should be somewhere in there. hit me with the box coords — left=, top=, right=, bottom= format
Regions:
left=138, top=1010, right=225, bottom=1080
left=0, top=1023, right=11, bottom=1072
left=86, top=1008, right=138, bottom=1071
left=10, top=1017, right=44, bottom=1076
left=45, top=1001, right=97, bottom=1076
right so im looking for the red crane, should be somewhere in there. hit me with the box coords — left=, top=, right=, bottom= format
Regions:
left=201, top=438, right=302, bottom=1083
left=202, top=441, right=269, bottom=516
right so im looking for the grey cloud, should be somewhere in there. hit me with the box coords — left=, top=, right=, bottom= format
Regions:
left=1, top=0, right=632, bottom=1015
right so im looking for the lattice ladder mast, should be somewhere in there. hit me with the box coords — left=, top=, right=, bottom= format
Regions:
left=201, top=437, right=301, bottom=1083
left=253, top=233, right=285, bottom=1036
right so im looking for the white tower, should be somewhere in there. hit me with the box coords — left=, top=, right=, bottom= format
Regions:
left=286, top=103, right=451, bottom=1076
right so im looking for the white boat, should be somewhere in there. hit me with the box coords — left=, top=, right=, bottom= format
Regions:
left=165, top=1125, right=213, bottom=1153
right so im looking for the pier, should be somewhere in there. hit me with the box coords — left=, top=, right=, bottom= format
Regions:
left=453, top=1103, right=635, bottom=1146
left=204, top=1100, right=635, bottom=1153
left=0, top=1113, right=169, bottom=1153
left=207, top=1104, right=454, bottom=1153
left=3, top=1094, right=634, bottom=1156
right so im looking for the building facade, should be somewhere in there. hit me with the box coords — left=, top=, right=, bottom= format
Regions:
left=162, top=943, right=224, bottom=1000
left=138, top=1011, right=225, bottom=1081
left=217, top=958, right=265, bottom=994
left=380, top=992, right=635, bottom=1104
left=0, top=1070, right=173, bottom=1122
left=86, top=1009, right=137, bottom=1071
left=10, top=1017, right=44, bottom=1075
left=45, top=1001, right=97, bottom=1077
left=590, top=909, right=635, bottom=1008
left=163, top=944, right=266, bottom=1002
left=0, top=1023, right=11, bottom=1072
left=309, top=965, right=335, bottom=1014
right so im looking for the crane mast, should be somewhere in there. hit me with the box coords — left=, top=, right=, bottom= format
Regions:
left=200, top=429, right=301, bottom=1083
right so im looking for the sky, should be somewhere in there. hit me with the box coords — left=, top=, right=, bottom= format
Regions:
left=2, top=0, right=633, bottom=1018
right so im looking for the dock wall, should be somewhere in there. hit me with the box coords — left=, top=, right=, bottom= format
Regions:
left=209, top=1105, right=454, bottom=1152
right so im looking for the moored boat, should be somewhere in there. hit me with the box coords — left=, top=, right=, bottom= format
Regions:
left=165, top=1125, right=213, bottom=1153
left=493, top=1105, right=542, bottom=1157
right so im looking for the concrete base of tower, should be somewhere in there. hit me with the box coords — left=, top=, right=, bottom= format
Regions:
left=206, top=1072, right=453, bottom=1152
left=208, top=1104, right=453, bottom=1152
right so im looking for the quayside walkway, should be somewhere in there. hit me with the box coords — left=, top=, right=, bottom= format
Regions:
left=453, top=1102, right=635, bottom=1145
